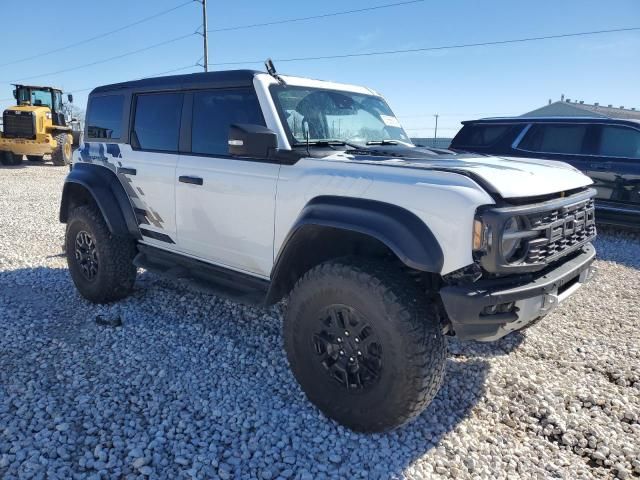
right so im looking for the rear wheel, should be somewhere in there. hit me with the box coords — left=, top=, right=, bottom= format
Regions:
left=51, top=133, right=72, bottom=166
left=1, top=151, right=22, bottom=166
left=65, top=205, right=137, bottom=303
left=284, top=259, right=446, bottom=432
left=27, top=155, right=44, bottom=162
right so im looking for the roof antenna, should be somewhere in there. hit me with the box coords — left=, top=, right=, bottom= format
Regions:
left=265, top=58, right=285, bottom=85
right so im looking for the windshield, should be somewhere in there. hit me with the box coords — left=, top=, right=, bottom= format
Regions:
left=271, top=85, right=412, bottom=146
left=17, top=87, right=54, bottom=109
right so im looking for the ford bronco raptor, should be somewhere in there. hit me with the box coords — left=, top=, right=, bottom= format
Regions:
left=60, top=65, right=597, bottom=432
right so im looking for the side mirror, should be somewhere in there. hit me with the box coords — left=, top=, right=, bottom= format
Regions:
left=12, top=89, right=16, bottom=99
left=228, top=124, right=277, bottom=158
left=67, top=94, right=74, bottom=103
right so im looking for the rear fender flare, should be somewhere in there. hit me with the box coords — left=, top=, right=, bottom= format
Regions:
left=60, top=163, right=140, bottom=238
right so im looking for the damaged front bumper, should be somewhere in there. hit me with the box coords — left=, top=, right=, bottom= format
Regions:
left=440, top=243, right=596, bottom=341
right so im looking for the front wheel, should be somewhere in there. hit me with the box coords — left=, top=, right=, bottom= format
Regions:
left=51, top=132, right=72, bottom=166
left=1, top=151, right=22, bottom=166
left=65, top=205, right=137, bottom=303
left=284, top=259, right=446, bottom=432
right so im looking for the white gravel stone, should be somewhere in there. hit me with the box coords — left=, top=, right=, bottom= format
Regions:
left=0, top=164, right=639, bottom=479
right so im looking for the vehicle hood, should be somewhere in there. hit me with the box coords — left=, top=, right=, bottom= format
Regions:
left=335, top=147, right=593, bottom=199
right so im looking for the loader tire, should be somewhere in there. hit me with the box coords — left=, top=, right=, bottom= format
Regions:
left=52, top=132, right=72, bottom=166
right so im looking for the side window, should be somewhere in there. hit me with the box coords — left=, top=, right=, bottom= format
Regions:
left=454, top=124, right=510, bottom=147
left=518, top=124, right=587, bottom=155
left=191, top=88, right=265, bottom=156
left=598, top=126, right=640, bottom=159
left=132, top=93, right=183, bottom=152
left=86, top=95, right=124, bottom=139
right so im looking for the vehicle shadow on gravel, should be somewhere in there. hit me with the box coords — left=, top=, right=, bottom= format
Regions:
left=0, top=266, right=491, bottom=479
left=448, top=331, right=525, bottom=358
left=0, top=163, right=27, bottom=170
left=594, top=227, right=640, bottom=270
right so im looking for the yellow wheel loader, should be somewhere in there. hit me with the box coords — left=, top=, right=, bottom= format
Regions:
left=0, top=85, right=82, bottom=166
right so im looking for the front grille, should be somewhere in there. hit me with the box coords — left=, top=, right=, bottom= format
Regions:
left=2, top=110, right=35, bottom=139
left=478, top=188, right=597, bottom=274
left=525, top=198, right=596, bottom=264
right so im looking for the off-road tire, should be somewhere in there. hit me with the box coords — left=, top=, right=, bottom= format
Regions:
left=1, top=151, right=22, bottom=166
left=65, top=205, right=137, bottom=303
left=284, top=258, right=447, bottom=432
left=51, top=132, right=72, bottom=166
left=27, top=155, right=44, bottom=162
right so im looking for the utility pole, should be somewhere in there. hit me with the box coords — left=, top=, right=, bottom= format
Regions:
left=433, top=114, right=439, bottom=140
left=201, top=0, right=209, bottom=71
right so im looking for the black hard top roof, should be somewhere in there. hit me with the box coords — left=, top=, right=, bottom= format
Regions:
left=91, top=69, right=264, bottom=95
left=462, top=116, right=640, bottom=128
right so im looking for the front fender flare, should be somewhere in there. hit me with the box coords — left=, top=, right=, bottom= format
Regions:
left=274, top=195, right=444, bottom=273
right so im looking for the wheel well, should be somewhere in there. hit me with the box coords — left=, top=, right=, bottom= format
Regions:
left=60, top=183, right=96, bottom=223
left=267, top=225, right=437, bottom=304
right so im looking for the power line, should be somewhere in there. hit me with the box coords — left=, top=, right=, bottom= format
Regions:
left=208, top=26, right=640, bottom=66
left=2, top=33, right=196, bottom=84
left=65, top=64, right=201, bottom=94
left=0, top=0, right=194, bottom=68
left=207, top=0, right=423, bottom=32
left=0, top=64, right=199, bottom=103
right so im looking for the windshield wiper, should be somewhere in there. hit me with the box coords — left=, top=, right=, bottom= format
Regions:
left=293, top=140, right=366, bottom=150
left=365, top=140, right=409, bottom=146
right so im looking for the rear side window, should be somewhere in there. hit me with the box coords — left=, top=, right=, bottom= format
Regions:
left=454, top=124, right=511, bottom=147
left=191, top=88, right=265, bottom=156
left=598, top=126, right=640, bottom=158
left=86, top=95, right=124, bottom=139
left=519, top=124, right=587, bottom=155
left=132, top=93, right=183, bottom=152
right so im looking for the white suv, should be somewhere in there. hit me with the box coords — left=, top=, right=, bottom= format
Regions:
left=60, top=66, right=597, bottom=432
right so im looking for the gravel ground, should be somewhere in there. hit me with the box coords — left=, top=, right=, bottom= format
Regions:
left=0, top=163, right=638, bottom=480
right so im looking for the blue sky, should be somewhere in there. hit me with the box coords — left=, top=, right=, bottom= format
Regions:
left=1, top=0, right=639, bottom=137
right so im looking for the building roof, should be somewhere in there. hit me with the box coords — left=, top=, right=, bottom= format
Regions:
left=524, top=100, right=640, bottom=120
left=463, top=117, right=640, bottom=129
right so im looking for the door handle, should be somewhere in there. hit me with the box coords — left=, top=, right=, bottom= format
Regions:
left=178, top=175, right=204, bottom=186
left=118, top=167, right=136, bottom=175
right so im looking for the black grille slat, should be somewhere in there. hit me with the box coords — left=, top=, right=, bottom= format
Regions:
left=2, top=111, right=35, bottom=139
left=524, top=199, right=596, bottom=265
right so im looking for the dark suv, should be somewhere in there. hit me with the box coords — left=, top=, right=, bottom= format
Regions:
left=450, top=117, right=640, bottom=227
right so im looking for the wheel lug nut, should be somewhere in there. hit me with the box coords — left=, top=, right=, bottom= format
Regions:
left=349, top=357, right=354, bottom=362
left=354, top=338, right=360, bottom=343
left=337, top=338, right=342, bottom=343
left=344, top=331, right=349, bottom=336
left=357, top=351, right=362, bottom=356
left=339, top=350, right=344, bottom=356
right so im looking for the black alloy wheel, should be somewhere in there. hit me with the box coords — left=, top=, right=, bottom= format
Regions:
left=75, top=230, right=99, bottom=280
left=313, top=305, right=383, bottom=391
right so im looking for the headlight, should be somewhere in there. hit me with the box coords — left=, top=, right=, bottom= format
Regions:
left=501, top=217, right=523, bottom=261
left=472, top=218, right=491, bottom=252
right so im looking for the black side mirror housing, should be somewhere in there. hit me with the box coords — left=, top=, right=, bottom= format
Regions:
left=67, top=94, right=74, bottom=103
left=228, top=124, right=277, bottom=159
left=12, top=89, right=16, bottom=99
